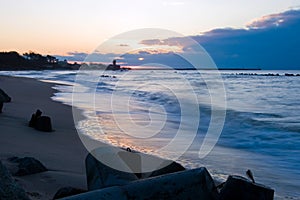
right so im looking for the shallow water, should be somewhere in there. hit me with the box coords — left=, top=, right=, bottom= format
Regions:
left=1, top=69, right=299, bottom=199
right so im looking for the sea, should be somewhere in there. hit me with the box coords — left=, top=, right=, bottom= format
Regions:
left=1, top=69, right=299, bottom=199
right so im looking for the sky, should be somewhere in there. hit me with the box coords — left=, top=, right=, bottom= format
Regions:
left=1, top=0, right=300, bottom=69
left=0, top=0, right=299, bottom=54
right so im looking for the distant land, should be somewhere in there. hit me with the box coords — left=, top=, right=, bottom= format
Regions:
left=0, top=51, right=81, bottom=70
left=0, top=51, right=260, bottom=71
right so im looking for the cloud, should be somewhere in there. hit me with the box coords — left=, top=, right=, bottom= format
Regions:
left=246, top=9, right=300, bottom=29
left=121, top=51, right=194, bottom=68
left=140, top=37, right=186, bottom=49
left=140, top=39, right=164, bottom=46
left=118, top=44, right=129, bottom=47
left=164, top=10, right=300, bottom=70
left=140, top=9, right=300, bottom=69
left=54, top=52, right=88, bottom=62
left=247, top=14, right=285, bottom=29
left=193, top=9, right=300, bottom=69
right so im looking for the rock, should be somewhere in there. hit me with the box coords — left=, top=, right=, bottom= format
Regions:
left=117, top=148, right=142, bottom=175
left=26, top=191, right=42, bottom=199
left=86, top=147, right=185, bottom=190
left=85, top=150, right=138, bottom=190
left=0, top=161, right=30, bottom=200
left=35, top=116, right=52, bottom=132
left=7, top=156, right=20, bottom=162
left=219, top=175, right=274, bottom=200
left=60, top=186, right=126, bottom=200
left=147, top=160, right=185, bottom=178
left=124, top=167, right=217, bottom=200
left=53, top=187, right=86, bottom=199
left=0, top=88, right=11, bottom=103
left=9, top=157, right=47, bottom=176
left=61, top=167, right=217, bottom=200
left=28, top=109, right=53, bottom=131
left=285, top=73, right=294, bottom=76
left=29, top=109, right=42, bottom=128
left=117, top=148, right=185, bottom=179
left=0, top=88, right=11, bottom=113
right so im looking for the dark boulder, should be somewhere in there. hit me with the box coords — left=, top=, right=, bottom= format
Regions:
left=61, top=167, right=217, bottom=200
left=0, top=161, right=30, bottom=200
left=28, top=109, right=53, bottom=132
left=148, top=160, right=185, bottom=178
left=219, top=175, right=274, bottom=200
left=35, top=116, right=52, bottom=132
left=285, top=73, right=294, bottom=76
left=53, top=187, right=86, bottom=199
left=85, top=151, right=138, bottom=190
left=124, top=167, right=217, bottom=200
left=86, top=147, right=186, bottom=191
left=0, top=88, right=11, bottom=103
left=9, top=157, right=47, bottom=176
left=29, top=109, right=42, bottom=127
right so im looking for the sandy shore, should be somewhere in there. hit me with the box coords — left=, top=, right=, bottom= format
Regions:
left=0, top=75, right=90, bottom=199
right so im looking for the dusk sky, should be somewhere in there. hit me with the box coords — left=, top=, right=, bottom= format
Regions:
left=1, top=0, right=300, bottom=69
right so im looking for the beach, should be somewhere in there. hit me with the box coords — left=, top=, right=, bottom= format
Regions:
left=0, top=75, right=89, bottom=199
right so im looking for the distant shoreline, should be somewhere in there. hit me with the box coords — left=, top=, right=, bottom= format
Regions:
left=2, top=67, right=300, bottom=71
left=0, top=68, right=263, bottom=71
left=131, top=68, right=262, bottom=70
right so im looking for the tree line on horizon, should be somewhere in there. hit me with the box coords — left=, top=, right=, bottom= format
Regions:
left=0, top=51, right=79, bottom=70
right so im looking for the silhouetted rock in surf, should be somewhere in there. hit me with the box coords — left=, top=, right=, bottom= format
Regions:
left=219, top=175, right=274, bottom=200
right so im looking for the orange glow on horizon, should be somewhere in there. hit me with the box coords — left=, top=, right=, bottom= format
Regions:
left=123, top=65, right=167, bottom=70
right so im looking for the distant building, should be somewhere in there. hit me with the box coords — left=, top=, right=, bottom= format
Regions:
left=107, top=60, right=120, bottom=70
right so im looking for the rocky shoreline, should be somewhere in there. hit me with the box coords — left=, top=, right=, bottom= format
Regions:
left=1, top=148, right=275, bottom=200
